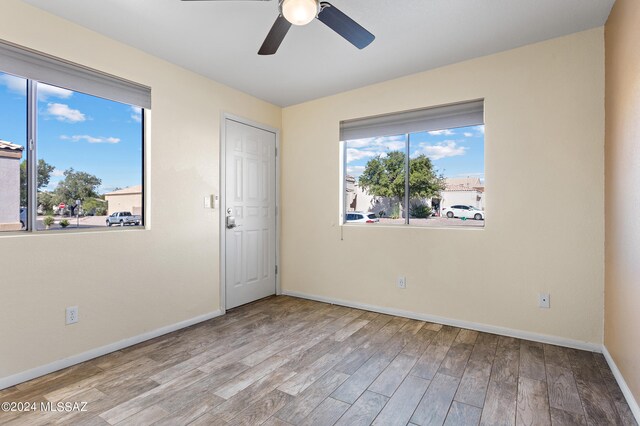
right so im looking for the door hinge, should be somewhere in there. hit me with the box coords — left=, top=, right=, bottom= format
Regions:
left=275, top=265, right=278, bottom=275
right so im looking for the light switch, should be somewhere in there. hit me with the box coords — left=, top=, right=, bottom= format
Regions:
left=204, top=195, right=218, bottom=209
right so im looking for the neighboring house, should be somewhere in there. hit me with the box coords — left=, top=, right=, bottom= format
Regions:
left=104, top=185, right=142, bottom=216
left=0, top=140, right=24, bottom=231
left=345, top=175, right=402, bottom=217
left=439, top=177, right=485, bottom=211
left=345, top=175, right=374, bottom=212
left=346, top=174, right=485, bottom=217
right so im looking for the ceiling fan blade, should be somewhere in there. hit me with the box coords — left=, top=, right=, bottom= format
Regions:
left=317, top=2, right=374, bottom=49
left=258, top=15, right=292, bottom=55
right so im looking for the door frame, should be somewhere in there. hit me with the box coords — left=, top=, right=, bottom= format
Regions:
left=219, top=113, right=281, bottom=315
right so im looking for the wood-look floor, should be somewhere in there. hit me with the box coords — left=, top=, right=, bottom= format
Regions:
left=0, top=296, right=636, bottom=426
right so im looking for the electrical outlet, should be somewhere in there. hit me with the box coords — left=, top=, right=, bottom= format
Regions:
left=397, top=276, right=406, bottom=289
left=66, top=306, right=79, bottom=325
left=538, top=293, right=550, bottom=309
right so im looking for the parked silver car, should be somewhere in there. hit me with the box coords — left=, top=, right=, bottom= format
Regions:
left=106, top=211, right=141, bottom=226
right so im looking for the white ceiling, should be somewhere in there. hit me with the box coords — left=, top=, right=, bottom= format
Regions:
left=22, top=0, right=614, bottom=107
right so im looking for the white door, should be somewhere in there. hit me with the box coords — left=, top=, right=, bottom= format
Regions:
left=224, top=119, right=277, bottom=309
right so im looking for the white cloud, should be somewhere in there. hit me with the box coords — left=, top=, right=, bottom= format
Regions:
left=47, top=103, right=85, bottom=123
left=345, top=135, right=406, bottom=163
left=346, top=165, right=366, bottom=174
left=346, top=135, right=405, bottom=148
left=376, top=135, right=405, bottom=142
left=130, top=106, right=142, bottom=123
left=346, top=148, right=378, bottom=163
left=346, top=139, right=371, bottom=148
left=418, top=141, right=466, bottom=160
left=428, top=129, right=455, bottom=136
left=463, top=132, right=473, bottom=137
left=51, top=168, right=65, bottom=177
left=38, top=85, right=73, bottom=101
left=60, top=134, right=120, bottom=144
left=0, top=74, right=26, bottom=94
left=475, top=125, right=485, bottom=134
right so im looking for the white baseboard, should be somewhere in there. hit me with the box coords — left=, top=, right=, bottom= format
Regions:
left=602, top=346, right=640, bottom=423
left=282, top=290, right=601, bottom=352
left=0, top=309, right=223, bottom=391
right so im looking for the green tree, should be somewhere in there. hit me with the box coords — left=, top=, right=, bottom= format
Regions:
left=358, top=151, right=445, bottom=210
left=409, top=202, right=433, bottom=218
left=54, top=168, right=102, bottom=215
left=358, top=151, right=406, bottom=199
left=408, top=154, right=446, bottom=199
left=38, top=191, right=56, bottom=214
left=20, top=159, right=55, bottom=206
left=82, top=198, right=107, bottom=216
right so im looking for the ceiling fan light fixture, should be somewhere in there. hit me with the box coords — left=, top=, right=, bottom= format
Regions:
left=281, top=0, right=319, bottom=26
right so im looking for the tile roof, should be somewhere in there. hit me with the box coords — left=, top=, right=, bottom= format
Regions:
left=445, top=177, right=482, bottom=186
left=444, top=184, right=483, bottom=192
left=104, top=185, right=143, bottom=196
left=0, top=139, right=24, bottom=151
left=443, top=177, right=484, bottom=192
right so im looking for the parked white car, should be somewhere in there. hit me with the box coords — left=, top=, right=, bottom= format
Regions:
left=346, top=212, right=380, bottom=223
left=442, top=205, right=485, bottom=220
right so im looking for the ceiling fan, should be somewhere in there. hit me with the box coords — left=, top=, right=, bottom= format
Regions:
left=181, top=0, right=375, bottom=55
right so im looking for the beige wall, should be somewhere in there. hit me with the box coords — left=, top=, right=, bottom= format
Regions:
left=105, top=193, right=142, bottom=216
left=281, top=28, right=605, bottom=345
left=0, top=0, right=280, bottom=380
left=0, top=0, right=609, bottom=386
left=605, top=0, right=640, bottom=404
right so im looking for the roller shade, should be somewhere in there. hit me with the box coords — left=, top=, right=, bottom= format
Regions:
left=341, top=99, right=483, bottom=141
left=0, top=39, right=151, bottom=109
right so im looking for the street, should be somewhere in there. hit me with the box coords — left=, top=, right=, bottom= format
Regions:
left=371, top=216, right=485, bottom=227
left=34, top=215, right=140, bottom=230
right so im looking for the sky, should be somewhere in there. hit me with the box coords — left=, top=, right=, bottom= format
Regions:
left=0, top=72, right=142, bottom=194
left=345, top=124, right=485, bottom=182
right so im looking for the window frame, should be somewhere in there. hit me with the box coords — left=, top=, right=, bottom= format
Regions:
left=341, top=99, right=484, bottom=228
left=1, top=39, right=150, bottom=234
left=20, top=80, right=147, bottom=233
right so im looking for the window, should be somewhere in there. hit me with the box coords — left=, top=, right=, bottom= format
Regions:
left=342, top=100, right=485, bottom=228
left=0, top=40, right=150, bottom=233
